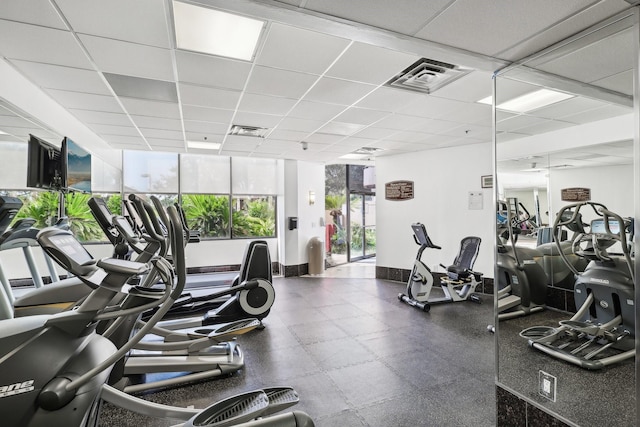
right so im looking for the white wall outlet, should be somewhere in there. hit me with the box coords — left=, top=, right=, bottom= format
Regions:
left=539, top=370, right=557, bottom=402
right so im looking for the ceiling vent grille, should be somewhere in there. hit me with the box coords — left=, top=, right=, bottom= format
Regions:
left=386, top=58, right=472, bottom=94
left=353, top=147, right=383, bottom=155
left=228, top=125, right=269, bottom=138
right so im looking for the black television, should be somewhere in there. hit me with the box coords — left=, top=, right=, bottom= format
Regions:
left=61, top=136, right=92, bottom=193
left=26, top=134, right=64, bottom=190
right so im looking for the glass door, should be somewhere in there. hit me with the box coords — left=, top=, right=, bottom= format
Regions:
left=348, top=193, right=376, bottom=261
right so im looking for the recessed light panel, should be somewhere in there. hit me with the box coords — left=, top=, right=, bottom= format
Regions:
left=188, top=140, right=221, bottom=150
left=173, top=1, right=264, bottom=61
left=478, top=89, right=574, bottom=113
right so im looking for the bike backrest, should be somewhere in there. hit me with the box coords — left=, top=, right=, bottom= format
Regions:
left=452, top=236, right=481, bottom=271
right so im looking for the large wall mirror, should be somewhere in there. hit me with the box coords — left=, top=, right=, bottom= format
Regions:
left=495, top=9, right=637, bottom=426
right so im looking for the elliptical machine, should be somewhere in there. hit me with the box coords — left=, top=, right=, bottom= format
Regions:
left=398, top=223, right=483, bottom=312
left=494, top=199, right=548, bottom=321
left=519, top=202, right=635, bottom=370
left=0, top=203, right=314, bottom=426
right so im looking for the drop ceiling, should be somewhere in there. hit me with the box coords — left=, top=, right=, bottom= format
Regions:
left=0, top=0, right=634, bottom=165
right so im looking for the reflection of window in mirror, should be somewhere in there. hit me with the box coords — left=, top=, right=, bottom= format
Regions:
left=494, top=9, right=636, bottom=427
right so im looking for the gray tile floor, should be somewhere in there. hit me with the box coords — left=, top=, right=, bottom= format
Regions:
left=99, top=268, right=496, bottom=426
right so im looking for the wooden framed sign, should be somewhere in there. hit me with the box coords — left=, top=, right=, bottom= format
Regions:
left=561, top=187, right=591, bottom=202
left=385, top=180, right=414, bottom=201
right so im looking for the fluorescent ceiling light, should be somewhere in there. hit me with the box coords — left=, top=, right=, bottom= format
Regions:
left=479, top=89, right=573, bottom=113
left=499, top=89, right=573, bottom=112
left=188, top=141, right=221, bottom=150
left=340, top=153, right=367, bottom=160
left=173, top=1, right=264, bottom=61
left=0, top=130, right=7, bottom=135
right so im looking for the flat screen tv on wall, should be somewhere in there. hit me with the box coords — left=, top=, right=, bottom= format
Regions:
left=26, top=134, right=64, bottom=190
left=61, top=136, right=92, bottom=193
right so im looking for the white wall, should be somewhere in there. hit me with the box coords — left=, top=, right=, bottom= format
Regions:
left=548, top=164, right=633, bottom=220
left=376, top=142, right=494, bottom=278
left=281, top=160, right=326, bottom=266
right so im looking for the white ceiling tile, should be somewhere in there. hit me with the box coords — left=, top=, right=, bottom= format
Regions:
left=497, top=115, right=550, bottom=132
left=338, top=136, right=377, bottom=148
left=432, top=71, right=493, bottom=103
left=591, top=69, right=633, bottom=96
left=287, top=101, right=346, bottom=121
left=373, top=113, right=427, bottom=130
left=304, top=0, right=450, bottom=35
left=496, top=1, right=628, bottom=61
left=261, top=139, right=305, bottom=151
left=558, top=105, right=631, bottom=124
left=334, top=107, right=389, bottom=126
left=327, top=42, right=419, bottom=85
left=89, top=123, right=140, bottom=136
left=179, top=84, right=241, bottom=110
left=238, top=93, right=298, bottom=115
left=233, top=112, right=282, bottom=128
left=304, top=77, right=375, bottom=105
left=56, top=0, right=171, bottom=48
left=176, top=50, right=251, bottom=90
left=387, top=130, right=433, bottom=143
left=515, top=119, right=576, bottom=135
left=441, top=102, right=492, bottom=125
left=415, top=0, right=597, bottom=57
left=355, top=86, right=425, bottom=111
left=352, top=126, right=398, bottom=140
left=440, top=124, right=493, bottom=141
left=0, top=1, right=67, bottom=29
left=11, top=60, right=110, bottom=94
left=101, top=134, right=147, bottom=145
left=528, top=96, right=609, bottom=120
left=183, top=121, right=228, bottom=135
left=246, top=66, right=318, bottom=98
left=399, top=96, right=469, bottom=119
left=536, top=28, right=634, bottom=85
left=182, top=105, right=234, bottom=123
left=140, top=128, right=184, bottom=140
left=256, top=22, right=350, bottom=74
left=276, top=117, right=324, bottom=133
left=0, top=20, right=91, bottom=68
left=318, top=121, right=365, bottom=136
left=120, top=98, right=180, bottom=119
left=410, top=118, right=461, bottom=134
left=69, top=109, right=131, bottom=126
left=79, top=34, right=174, bottom=81
left=266, top=129, right=309, bottom=142
left=222, top=135, right=260, bottom=151
left=130, top=115, right=183, bottom=131
left=304, top=133, right=344, bottom=144
left=46, top=89, right=124, bottom=113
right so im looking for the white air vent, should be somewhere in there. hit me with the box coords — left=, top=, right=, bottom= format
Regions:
left=386, top=58, right=472, bottom=94
left=353, top=147, right=383, bottom=155
left=229, top=125, right=269, bottom=138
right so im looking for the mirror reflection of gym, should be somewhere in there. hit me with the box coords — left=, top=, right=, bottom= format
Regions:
left=494, top=9, right=637, bottom=427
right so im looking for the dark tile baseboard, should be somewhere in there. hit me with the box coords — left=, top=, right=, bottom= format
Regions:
left=496, top=385, right=571, bottom=427
left=376, top=266, right=495, bottom=295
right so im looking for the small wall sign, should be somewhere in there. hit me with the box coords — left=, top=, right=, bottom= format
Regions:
left=385, top=180, right=414, bottom=201
left=561, top=187, right=591, bottom=202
